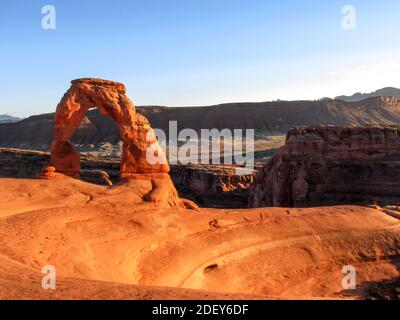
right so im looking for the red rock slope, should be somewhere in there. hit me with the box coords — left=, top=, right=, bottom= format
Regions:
left=0, top=177, right=399, bottom=300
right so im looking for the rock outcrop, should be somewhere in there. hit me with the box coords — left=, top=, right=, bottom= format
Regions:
left=38, top=165, right=57, bottom=179
left=44, top=78, right=195, bottom=208
left=249, top=126, right=400, bottom=208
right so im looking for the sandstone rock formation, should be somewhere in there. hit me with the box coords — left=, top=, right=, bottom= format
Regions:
left=51, top=78, right=169, bottom=177
left=249, top=126, right=400, bottom=208
left=47, top=78, right=196, bottom=208
left=38, top=165, right=57, bottom=179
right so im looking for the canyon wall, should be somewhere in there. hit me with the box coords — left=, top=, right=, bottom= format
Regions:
left=170, top=164, right=255, bottom=208
left=249, top=126, right=400, bottom=208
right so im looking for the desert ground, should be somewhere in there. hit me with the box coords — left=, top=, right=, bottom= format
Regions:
left=0, top=176, right=399, bottom=300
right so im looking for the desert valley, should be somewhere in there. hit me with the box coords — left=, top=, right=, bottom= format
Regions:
left=0, top=79, right=399, bottom=300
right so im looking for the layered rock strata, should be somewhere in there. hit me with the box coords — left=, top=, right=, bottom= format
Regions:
left=249, top=126, right=400, bottom=207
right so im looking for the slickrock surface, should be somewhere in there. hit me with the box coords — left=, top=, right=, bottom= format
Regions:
left=249, top=126, right=400, bottom=208
left=0, top=177, right=399, bottom=299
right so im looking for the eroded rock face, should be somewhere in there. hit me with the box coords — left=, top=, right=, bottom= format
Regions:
left=171, top=164, right=256, bottom=208
left=51, top=78, right=169, bottom=177
left=249, top=126, right=400, bottom=208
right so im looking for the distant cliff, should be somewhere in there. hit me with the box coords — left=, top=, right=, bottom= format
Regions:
left=0, top=114, right=21, bottom=123
left=336, top=87, right=400, bottom=102
left=1, top=97, right=400, bottom=150
left=249, top=125, right=400, bottom=208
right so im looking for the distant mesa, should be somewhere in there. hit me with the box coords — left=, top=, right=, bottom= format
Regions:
left=2, top=92, right=400, bottom=151
left=335, top=87, right=400, bottom=102
left=0, top=114, right=21, bottom=123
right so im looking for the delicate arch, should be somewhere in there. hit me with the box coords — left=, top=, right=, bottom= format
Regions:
left=51, top=78, right=169, bottom=178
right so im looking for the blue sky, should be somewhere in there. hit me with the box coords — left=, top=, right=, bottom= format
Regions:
left=1, top=0, right=400, bottom=117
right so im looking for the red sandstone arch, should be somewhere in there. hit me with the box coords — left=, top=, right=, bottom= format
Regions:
left=50, top=78, right=169, bottom=178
